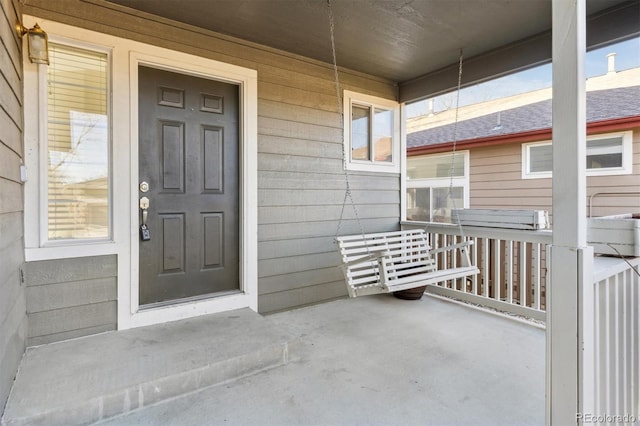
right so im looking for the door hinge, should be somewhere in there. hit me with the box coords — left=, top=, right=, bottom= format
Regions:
left=20, top=267, right=25, bottom=284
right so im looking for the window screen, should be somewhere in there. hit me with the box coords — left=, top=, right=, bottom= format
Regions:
left=586, top=136, right=623, bottom=169
left=529, top=144, right=553, bottom=173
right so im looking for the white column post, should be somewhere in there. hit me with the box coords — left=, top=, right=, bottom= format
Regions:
left=547, top=0, right=595, bottom=424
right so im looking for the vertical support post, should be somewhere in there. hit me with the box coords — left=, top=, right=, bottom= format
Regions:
left=548, top=0, right=595, bottom=424
left=551, top=2, right=587, bottom=245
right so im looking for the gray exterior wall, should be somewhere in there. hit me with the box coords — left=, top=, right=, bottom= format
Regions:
left=0, top=0, right=26, bottom=414
left=23, top=0, right=400, bottom=319
left=22, top=256, right=117, bottom=346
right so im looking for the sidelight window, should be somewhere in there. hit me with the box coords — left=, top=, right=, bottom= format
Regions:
left=44, top=43, right=110, bottom=241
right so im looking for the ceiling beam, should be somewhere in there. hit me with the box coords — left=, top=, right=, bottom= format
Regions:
left=399, top=0, right=640, bottom=104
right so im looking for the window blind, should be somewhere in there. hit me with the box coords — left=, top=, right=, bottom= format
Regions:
left=47, top=43, right=109, bottom=240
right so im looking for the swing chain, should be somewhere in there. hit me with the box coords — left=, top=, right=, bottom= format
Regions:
left=447, top=49, right=469, bottom=246
left=327, top=0, right=367, bottom=241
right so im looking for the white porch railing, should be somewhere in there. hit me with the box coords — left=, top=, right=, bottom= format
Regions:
left=402, top=221, right=552, bottom=321
left=584, top=256, right=640, bottom=423
left=402, top=220, right=640, bottom=421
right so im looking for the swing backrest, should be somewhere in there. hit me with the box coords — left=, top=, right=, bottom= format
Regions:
left=337, top=229, right=437, bottom=297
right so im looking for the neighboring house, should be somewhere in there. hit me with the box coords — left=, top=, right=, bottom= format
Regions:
left=406, top=74, right=640, bottom=222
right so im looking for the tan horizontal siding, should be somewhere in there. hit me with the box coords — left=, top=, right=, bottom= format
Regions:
left=585, top=130, right=639, bottom=217
left=258, top=237, right=338, bottom=260
left=469, top=130, right=640, bottom=219
left=0, top=0, right=24, bottom=413
left=258, top=99, right=341, bottom=129
left=258, top=171, right=398, bottom=191
left=0, top=144, right=22, bottom=183
left=23, top=255, right=118, bottom=346
left=258, top=281, right=346, bottom=313
left=259, top=204, right=398, bottom=225
left=471, top=179, right=552, bottom=190
left=27, top=301, right=117, bottom=342
left=24, top=0, right=400, bottom=314
left=0, top=108, right=22, bottom=154
left=258, top=116, right=342, bottom=144
left=259, top=217, right=400, bottom=242
left=259, top=189, right=399, bottom=207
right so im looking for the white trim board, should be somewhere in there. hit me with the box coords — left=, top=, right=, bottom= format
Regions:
left=22, top=15, right=259, bottom=329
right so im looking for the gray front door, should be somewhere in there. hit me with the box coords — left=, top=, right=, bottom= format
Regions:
left=138, top=66, right=239, bottom=306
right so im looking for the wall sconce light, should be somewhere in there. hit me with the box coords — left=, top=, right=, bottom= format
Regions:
left=17, top=23, right=49, bottom=65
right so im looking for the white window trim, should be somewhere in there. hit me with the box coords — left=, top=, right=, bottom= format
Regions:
left=343, top=90, right=400, bottom=173
left=22, top=15, right=258, bottom=330
left=405, top=151, right=470, bottom=222
left=522, top=131, right=633, bottom=179
left=24, top=34, right=116, bottom=259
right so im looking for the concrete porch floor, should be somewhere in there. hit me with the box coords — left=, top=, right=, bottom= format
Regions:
left=4, top=294, right=545, bottom=425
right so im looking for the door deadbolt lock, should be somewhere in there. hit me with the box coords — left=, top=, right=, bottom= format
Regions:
left=139, top=181, right=150, bottom=193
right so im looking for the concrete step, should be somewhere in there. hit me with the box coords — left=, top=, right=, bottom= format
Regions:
left=2, top=308, right=296, bottom=426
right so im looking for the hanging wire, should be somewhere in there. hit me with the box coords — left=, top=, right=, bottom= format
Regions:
left=447, top=49, right=468, bottom=242
left=607, top=243, right=640, bottom=278
left=327, top=0, right=366, bottom=240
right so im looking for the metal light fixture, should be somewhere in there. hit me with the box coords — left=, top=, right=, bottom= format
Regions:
left=17, top=23, right=49, bottom=65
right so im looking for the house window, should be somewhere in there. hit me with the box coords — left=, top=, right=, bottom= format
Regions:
left=344, top=90, right=400, bottom=173
left=522, top=131, right=632, bottom=179
left=406, top=152, right=469, bottom=222
left=45, top=43, right=110, bottom=241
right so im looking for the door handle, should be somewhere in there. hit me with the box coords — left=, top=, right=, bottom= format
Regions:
left=140, top=196, right=150, bottom=227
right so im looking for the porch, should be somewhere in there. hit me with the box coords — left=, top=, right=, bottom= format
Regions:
left=2, top=1, right=639, bottom=424
left=3, top=293, right=545, bottom=426
left=3, top=224, right=638, bottom=425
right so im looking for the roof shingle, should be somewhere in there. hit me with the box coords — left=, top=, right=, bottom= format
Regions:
left=407, top=86, right=640, bottom=149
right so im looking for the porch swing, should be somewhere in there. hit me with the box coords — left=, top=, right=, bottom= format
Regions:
left=327, top=1, right=479, bottom=298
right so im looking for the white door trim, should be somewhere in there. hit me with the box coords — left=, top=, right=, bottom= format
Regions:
left=126, top=51, right=258, bottom=329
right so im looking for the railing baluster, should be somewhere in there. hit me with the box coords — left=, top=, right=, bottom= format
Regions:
left=494, top=240, right=501, bottom=301
left=632, top=269, right=638, bottom=418
left=444, top=234, right=450, bottom=288
left=520, top=241, right=528, bottom=307
left=594, top=277, right=602, bottom=416
left=601, top=279, right=613, bottom=412
left=401, top=222, right=551, bottom=320
left=471, top=236, right=478, bottom=295
left=620, top=270, right=632, bottom=411
left=482, top=237, right=489, bottom=298
left=533, top=243, right=541, bottom=310
left=613, top=273, right=620, bottom=412
left=505, top=240, right=513, bottom=304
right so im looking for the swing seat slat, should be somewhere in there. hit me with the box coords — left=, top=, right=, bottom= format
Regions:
left=336, top=229, right=479, bottom=298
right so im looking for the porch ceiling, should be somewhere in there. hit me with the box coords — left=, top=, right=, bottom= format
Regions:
left=106, top=0, right=638, bottom=101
